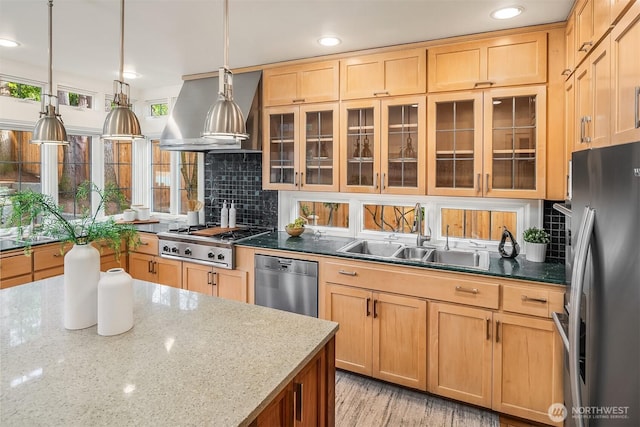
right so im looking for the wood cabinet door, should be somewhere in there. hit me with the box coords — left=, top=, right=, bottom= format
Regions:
left=564, top=77, right=577, bottom=195
left=492, top=313, right=563, bottom=426
left=155, top=257, right=182, bottom=288
left=576, top=0, right=595, bottom=63
left=483, top=85, right=547, bottom=199
left=299, top=103, right=340, bottom=192
left=263, top=106, right=300, bottom=190
left=341, top=55, right=383, bottom=100
left=428, top=42, right=483, bottom=92
left=252, top=383, right=294, bottom=427
left=611, top=0, right=637, bottom=23
left=565, top=12, right=577, bottom=76
left=183, top=262, right=214, bottom=296
left=325, top=283, right=372, bottom=375
left=611, top=1, right=640, bottom=145
left=264, top=68, right=299, bottom=107
left=32, top=243, right=67, bottom=272
left=0, top=251, right=32, bottom=288
left=485, top=32, right=547, bottom=87
left=128, top=252, right=155, bottom=282
left=428, top=302, right=493, bottom=408
left=593, top=0, right=612, bottom=42
left=299, top=61, right=339, bottom=104
left=100, top=254, right=126, bottom=272
left=575, top=61, right=592, bottom=151
left=427, top=91, right=483, bottom=196
left=372, top=292, right=427, bottom=390
left=215, top=268, right=248, bottom=302
left=381, top=48, right=426, bottom=97
left=589, top=37, right=612, bottom=148
left=293, top=351, right=323, bottom=427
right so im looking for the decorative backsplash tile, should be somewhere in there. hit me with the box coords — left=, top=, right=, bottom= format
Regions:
left=543, top=200, right=566, bottom=264
left=203, top=153, right=278, bottom=227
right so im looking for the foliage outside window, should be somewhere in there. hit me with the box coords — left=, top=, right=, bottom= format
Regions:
left=441, top=208, right=516, bottom=240
left=58, top=135, right=91, bottom=217
left=150, top=102, right=169, bottom=117
left=0, top=78, right=42, bottom=101
left=58, top=88, right=93, bottom=109
left=179, top=152, right=198, bottom=214
left=363, top=204, right=417, bottom=233
left=151, top=140, right=170, bottom=213
left=298, top=201, right=349, bottom=228
left=104, top=140, right=132, bottom=215
left=0, top=130, right=41, bottom=194
left=104, top=95, right=113, bottom=112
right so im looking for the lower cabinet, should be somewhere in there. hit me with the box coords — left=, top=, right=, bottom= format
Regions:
left=182, top=261, right=248, bottom=302
left=129, top=252, right=182, bottom=288
left=0, top=249, right=32, bottom=288
left=428, top=301, right=563, bottom=426
left=325, top=283, right=427, bottom=390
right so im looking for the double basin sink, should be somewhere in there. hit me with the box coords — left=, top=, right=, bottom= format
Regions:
left=336, top=239, right=490, bottom=270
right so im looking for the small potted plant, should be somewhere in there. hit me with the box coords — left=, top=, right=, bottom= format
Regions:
left=522, top=226, right=550, bottom=262
left=285, top=217, right=306, bottom=237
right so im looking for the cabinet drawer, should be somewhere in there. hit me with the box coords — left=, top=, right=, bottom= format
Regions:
left=33, top=244, right=68, bottom=271
left=502, top=285, right=563, bottom=318
left=426, top=276, right=500, bottom=309
left=0, top=252, right=32, bottom=280
left=133, top=234, right=158, bottom=255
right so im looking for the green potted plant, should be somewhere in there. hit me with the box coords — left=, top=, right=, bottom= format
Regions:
left=522, top=226, right=550, bottom=262
left=5, top=181, right=139, bottom=330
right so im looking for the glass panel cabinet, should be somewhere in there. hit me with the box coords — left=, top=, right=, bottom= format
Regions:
left=428, top=86, right=545, bottom=199
left=263, top=103, right=339, bottom=191
left=341, top=96, right=425, bottom=194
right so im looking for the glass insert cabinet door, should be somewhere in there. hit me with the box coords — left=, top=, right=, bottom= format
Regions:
left=300, top=103, right=339, bottom=191
left=483, top=86, right=546, bottom=198
left=340, top=100, right=381, bottom=193
left=427, top=92, right=483, bottom=196
left=264, top=106, right=298, bottom=189
left=381, top=96, right=426, bottom=195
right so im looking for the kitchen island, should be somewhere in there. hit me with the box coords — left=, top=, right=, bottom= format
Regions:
left=0, top=276, right=338, bottom=426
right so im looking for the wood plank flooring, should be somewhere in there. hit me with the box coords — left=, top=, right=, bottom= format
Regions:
left=335, top=370, right=499, bottom=427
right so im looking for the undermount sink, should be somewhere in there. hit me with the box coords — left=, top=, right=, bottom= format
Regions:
left=337, top=239, right=404, bottom=258
left=426, top=249, right=490, bottom=270
left=393, top=246, right=433, bottom=261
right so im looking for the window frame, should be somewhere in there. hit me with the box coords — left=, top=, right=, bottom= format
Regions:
left=0, top=74, right=44, bottom=102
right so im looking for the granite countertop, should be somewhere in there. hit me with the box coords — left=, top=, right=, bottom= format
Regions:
left=238, top=231, right=566, bottom=285
left=0, top=276, right=338, bottom=426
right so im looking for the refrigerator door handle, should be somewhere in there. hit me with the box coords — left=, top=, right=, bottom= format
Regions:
left=552, top=311, right=569, bottom=352
left=568, top=206, right=595, bottom=427
left=635, top=86, right=640, bottom=129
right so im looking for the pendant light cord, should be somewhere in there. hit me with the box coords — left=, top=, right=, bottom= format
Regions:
left=119, top=0, right=125, bottom=82
left=47, top=0, right=53, bottom=104
left=223, top=0, right=229, bottom=69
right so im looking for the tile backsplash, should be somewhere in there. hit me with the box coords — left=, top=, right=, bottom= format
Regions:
left=203, top=153, right=278, bottom=227
left=543, top=200, right=566, bottom=264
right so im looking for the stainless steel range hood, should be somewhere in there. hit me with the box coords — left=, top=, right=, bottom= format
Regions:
left=160, top=70, right=262, bottom=152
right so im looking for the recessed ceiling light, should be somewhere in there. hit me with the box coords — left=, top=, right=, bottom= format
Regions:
left=122, top=71, right=140, bottom=79
left=318, top=36, right=341, bottom=47
left=0, top=38, right=20, bottom=48
left=490, top=6, right=524, bottom=19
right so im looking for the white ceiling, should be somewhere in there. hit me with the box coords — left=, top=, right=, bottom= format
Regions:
left=0, top=0, right=572, bottom=91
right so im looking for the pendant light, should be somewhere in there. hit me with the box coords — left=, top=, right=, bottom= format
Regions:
left=202, top=0, right=248, bottom=142
left=31, top=0, right=68, bottom=145
left=102, top=0, right=144, bottom=141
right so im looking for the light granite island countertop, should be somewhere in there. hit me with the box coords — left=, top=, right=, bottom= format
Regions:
left=0, top=276, right=338, bottom=426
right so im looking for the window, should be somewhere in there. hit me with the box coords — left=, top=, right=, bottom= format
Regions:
left=104, top=95, right=113, bottom=112
left=0, top=130, right=41, bottom=193
left=57, top=87, right=94, bottom=109
left=58, top=135, right=91, bottom=216
left=363, top=204, right=417, bottom=233
left=0, top=76, right=42, bottom=101
left=151, top=140, right=170, bottom=213
left=298, top=201, right=349, bottom=228
left=149, top=101, right=169, bottom=117
left=441, top=208, right=516, bottom=240
left=103, top=140, right=132, bottom=214
left=179, top=152, right=198, bottom=214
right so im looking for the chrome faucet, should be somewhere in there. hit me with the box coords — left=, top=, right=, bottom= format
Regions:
left=444, top=224, right=450, bottom=251
left=413, top=203, right=430, bottom=246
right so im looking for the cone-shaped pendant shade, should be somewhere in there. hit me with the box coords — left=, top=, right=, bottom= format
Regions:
left=102, top=105, right=143, bottom=141
left=32, top=105, right=68, bottom=145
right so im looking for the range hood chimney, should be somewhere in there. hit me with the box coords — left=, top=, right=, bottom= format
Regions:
left=159, top=70, right=261, bottom=152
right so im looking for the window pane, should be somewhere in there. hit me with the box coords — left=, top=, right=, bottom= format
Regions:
left=150, top=103, right=169, bottom=117
left=0, top=79, right=42, bottom=101
left=441, top=208, right=516, bottom=240
left=179, top=152, right=198, bottom=214
left=298, top=201, right=349, bottom=228
left=151, top=140, right=170, bottom=213
left=363, top=204, right=417, bottom=233
left=58, top=90, right=93, bottom=109
left=104, top=140, right=132, bottom=215
left=58, top=135, right=91, bottom=216
left=0, top=130, right=41, bottom=193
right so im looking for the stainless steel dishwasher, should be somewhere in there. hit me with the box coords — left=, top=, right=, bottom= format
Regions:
left=254, top=254, right=318, bottom=317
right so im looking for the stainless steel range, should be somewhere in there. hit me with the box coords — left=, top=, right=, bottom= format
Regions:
left=157, top=224, right=272, bottom=269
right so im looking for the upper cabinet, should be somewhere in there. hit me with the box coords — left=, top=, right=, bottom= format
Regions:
left=427, top=32, right=547, bottom=92
left=564, top=12, right=577, bottom=76
left=574, top=0, right=614, bottom=63
left=611, top=1, right=640, bottom=145
left=340, top=49, right=426, bottom=100
left=340, top=96, right=426, bottom=195
left=263, top=60, right=339, bottom=107
left=263, top=103, right=340, bottom=191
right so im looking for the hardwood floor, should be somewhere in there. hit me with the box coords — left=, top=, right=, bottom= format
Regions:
left=335, top=370, right=499, bottom=427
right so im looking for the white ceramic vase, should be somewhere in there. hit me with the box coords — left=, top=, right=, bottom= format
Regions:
left=97, top=268, right=134, bottom=336
left=64, top=243, right=100, bottom=330
left=525, top=242, right=547, bottom=262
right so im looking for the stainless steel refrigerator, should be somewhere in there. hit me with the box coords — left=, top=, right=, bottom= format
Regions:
left=553, top=141, right=640, bottom=426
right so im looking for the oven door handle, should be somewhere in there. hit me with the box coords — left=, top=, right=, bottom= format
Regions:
left=159, top=253, right=230, bottom=269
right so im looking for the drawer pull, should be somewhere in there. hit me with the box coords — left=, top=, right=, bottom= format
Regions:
left=474, top=81, right=495, bottom=87
left=522, top=295, right=547, bottom=303
left=294, top=382, right=303, bottom=421
left=292, top=98, right=306, bottom=103
left=455, top=285, right=479, bottom=294
left=373, top=90, right=389, bottom=96
left=578, top=41, right=593, bottom=52
left=140, top=242, right=149, bottom=246
left=53, top=253, right=63, bottom=258
left=338, top=270, right=357, bottom=276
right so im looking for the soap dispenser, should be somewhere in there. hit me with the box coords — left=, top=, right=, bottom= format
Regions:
left=220, top=200, right=229, bottom=228
left=229, top=201, right=236, bottom=228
